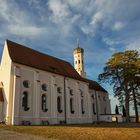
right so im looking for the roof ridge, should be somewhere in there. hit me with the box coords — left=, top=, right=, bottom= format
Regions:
left=85, top=78, right=107, bottom=92
left=6, top=39, right=70, bottom=65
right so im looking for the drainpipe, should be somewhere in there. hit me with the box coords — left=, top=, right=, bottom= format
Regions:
left=64, top=77, right=67, bottom=124
left=95, top=90, right=99, bottom=123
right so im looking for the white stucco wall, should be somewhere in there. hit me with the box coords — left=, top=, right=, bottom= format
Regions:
left=97, top=91, right=111, bottom=115
left=10, top=63, right=93, bottom=125
left=89, top=89, right=111, bottom=123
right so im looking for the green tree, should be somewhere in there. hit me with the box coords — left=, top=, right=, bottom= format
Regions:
left=122, top=105, right=126, bottom=117
left=98, top=50, right=140, bottom=122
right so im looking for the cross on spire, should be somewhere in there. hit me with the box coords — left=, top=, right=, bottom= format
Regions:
left=77, top=38, right=80, bottom=48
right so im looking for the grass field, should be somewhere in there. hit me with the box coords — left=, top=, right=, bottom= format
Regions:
left=0, top=123, right=140, bottom=140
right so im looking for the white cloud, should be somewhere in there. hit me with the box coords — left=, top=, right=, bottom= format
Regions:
left=80, top=11, right=104, bottom=36
left=90, top=11, right=104, bottom=25
left=0, top=0, right=45, bottom=38
left=48, top=0, right=70, bottom=23
left=0, top=0, right=140, bottom=52
left=109, top=47, right=116, bottom=51
left=102, top=37, right=121, bottom=46
left=126, top=39, right=140, bottom=52
left=65, top=0, right=82, bottom=7
left=65, top=0, right=92, bottom=13
left=0, top=1, right=26, bottom=24
left=8, top=25, right=46, bottom=38
left=81, top=25, right=95, bottom=36
left=112, top=22, right=125, bottom=31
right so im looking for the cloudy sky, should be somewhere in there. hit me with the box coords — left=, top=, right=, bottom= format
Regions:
left=0, top=0, right=140, bottom=113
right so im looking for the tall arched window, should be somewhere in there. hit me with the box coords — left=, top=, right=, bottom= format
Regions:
left=81, top=98, right=85, bottom=114
left=22, top=91, right=29, bottom=111
left=93, top=103, right=96, bottom=114
left=70, top=98, right=74, bottom=114
left=42, top=94, right=48, bottom=112
left=78, top=60, right=80, bottom=64
left=80, top=90, right=84, bottom=114
left=104, top=107, right=106, bottom=114
left=57, top=96, right=62, bottom=113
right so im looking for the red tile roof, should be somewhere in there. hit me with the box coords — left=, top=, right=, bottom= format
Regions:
left=85, top=79, right=107, bottom=92
left=0, top=88, right=4, bottom=101
left=6, top=40, right=107, bottom=92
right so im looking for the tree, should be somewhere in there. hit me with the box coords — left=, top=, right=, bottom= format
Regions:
left=115, top=105, right=119, bottom=114
left=122, top=105, right=126, bottom=117
left=130, top=82, right=140, bottom=122
left=98, top=50, right=140, bottom=122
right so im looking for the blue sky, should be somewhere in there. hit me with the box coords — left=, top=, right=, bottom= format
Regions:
left=0, top=0, right=140, bottom=114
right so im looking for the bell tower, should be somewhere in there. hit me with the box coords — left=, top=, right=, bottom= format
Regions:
left=73, top=40, right=86, bottom=78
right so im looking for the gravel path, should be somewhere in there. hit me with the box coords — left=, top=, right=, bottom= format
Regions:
left=0, top=130, right=56, bottom=140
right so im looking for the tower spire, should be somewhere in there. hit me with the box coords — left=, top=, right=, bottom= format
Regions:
left=77, top=38, right=80, bottom=48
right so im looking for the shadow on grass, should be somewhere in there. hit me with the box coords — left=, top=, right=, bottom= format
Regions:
left=46, top=122, right=140, bottom=128
left=0, top=122, right=140, bottom=129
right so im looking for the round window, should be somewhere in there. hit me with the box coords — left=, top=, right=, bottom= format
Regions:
left=42, top=84, right=47, bottom=91
left=23, top=80, right=30, bottom=88
left=57, top=87, right=62, bottom=93
left=70, top=89, right=73, bottom=96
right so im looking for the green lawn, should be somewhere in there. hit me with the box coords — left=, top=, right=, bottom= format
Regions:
left=0, top=123, right=140, bottom=140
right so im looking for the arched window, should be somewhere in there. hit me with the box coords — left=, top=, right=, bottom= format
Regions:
left=91, top=94, right=94, bottom=99
left=42, top=94, right=48, bottom=112
left=79, top=90, right=84, bottom=114
left=41, top=84, right=47, bottom=91
left=78, top=60, right=80, bottom=64
left=104, top=107, right=106, bottom=114
left=23, top=80, right=30, bottom=88
left=80, top=90, right=83, bottom=97
left=93, top=103, right=96, bottom=114
left=22, top=91, right=29, bottom=111
left=81, top=98, right=85, bottom=114
left=70, top=98, right=74, bottom=114
left=57, top=96, right=62, bottom=113
left=57, top=87, right=62, bottom=93
left=69, top=89, right=73, bottom=96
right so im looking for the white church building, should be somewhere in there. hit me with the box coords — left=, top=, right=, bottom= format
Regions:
left=0, top=40, right=111, bottom=125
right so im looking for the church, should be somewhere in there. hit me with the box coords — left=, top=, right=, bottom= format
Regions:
left=0, top=40, right=111, bottom=125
